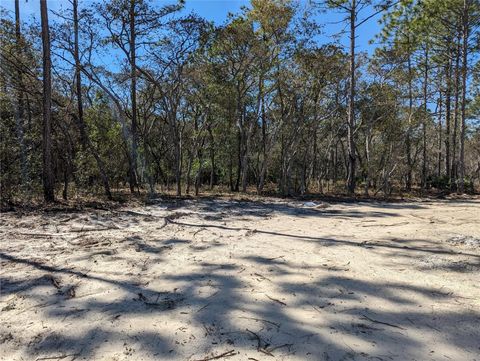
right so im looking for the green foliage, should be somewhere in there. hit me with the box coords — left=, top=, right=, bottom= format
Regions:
left=1, top=0, right=479, bottom=201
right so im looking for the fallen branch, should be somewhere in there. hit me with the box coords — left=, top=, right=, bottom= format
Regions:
left=258, top=348, right=274, bottom=357
left=69, top=225, right=119, bottom=233
left=361, top=222, right=409, bottom=227
left=254, top=273, right=272, bottom=282
left=193, top=228, right=206, bottom=237
left=137, top=292, right=184, bottom=310
left=238, top=316, right=280, bottom=329
left=35, top=354, right=79, bottom=361
left=267, top=343, right=293, bottom=352
left=17, top=228, right=119, bottom=238
left=194, top=349, right=236, bottom=361
left=246, top=329, right=274, bottom=357
left=361, top=314, right=406, bottom=330
left=196, top=303, right=211, bottom=313
left=119, top=210, right=153, bottom=217
left=16, top=232, right=67, bottom=238
left=246, top=329, right=262, bottom=349
left=266, top=295, right=287, bottom=306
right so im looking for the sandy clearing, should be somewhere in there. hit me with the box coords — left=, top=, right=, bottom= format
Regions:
left=0, top=197, right=479, bottom=361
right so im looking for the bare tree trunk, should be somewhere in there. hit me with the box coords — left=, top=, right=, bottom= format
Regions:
left=333, top=141, right=338, bottom=186
left=421, top=46, right=429, bottom=190
left=14, top=0, right=28, bottom=187
left=235, top=129, right=241, bottom=192
left=240, top=105, right=252, bottom=193
left=40, top=0, right=55, bottom=202
left=62, top=153, right=70, bottom=200
left=365, top=130, right=371, bottom=196
left=346, top=0, right=357, bottom=195
left=312, top=123, right=318, bottom=192
left=194, top=138, right=204, bottom=196
left=279, top=136, right=286, bottom=195
left=451, top=39, right=461, bottom=189
left=459, top=0, right=470, bottom=193
left=208, top=126, right=215, bottom=190
left=175, top=137, right=182, bottom=196
left=229, top=148, right=234, bottom=191
left=129, top=0, right=138, bottom=193
left=73, top=0, right=112, bottom=200
left=257, top=102, right=267, bottom=193
left=144, top=143, right=155, bottom=195
left=185, top=149, right=193, bottom=195
left=406, top=50, right=413, bottom=191
left=339, top=138, right=348, bottom=181
left=240, top=138, right=249, bottom=193
left=300, top=152, right=307, bottom=195
left=445, top=45, right=452, bottom=183
left=437, top=91, right=443, bottom=177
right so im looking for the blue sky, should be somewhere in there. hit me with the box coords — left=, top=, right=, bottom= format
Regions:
left=1, top=0, right=384, bottom=54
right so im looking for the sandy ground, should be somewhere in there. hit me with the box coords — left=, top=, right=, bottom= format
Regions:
left=1, top=197, right=479, bottom=361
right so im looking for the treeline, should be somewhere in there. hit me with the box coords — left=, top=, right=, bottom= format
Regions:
left=1, top=0, right=479, bottom=203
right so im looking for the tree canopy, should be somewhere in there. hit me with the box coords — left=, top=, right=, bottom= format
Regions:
left=1, top=0, right=479, bottom=203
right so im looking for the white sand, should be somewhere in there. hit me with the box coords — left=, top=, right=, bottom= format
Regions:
left=1, top=197, right=479, bottom=361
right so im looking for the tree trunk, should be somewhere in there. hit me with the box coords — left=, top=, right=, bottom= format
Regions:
left=240, top=105, right=251, bottom=193
left=406, top=49, right=413, bottom=191
left=240, top=136, right=249, bottom=193
left=346, top=0, right=356, bottom=195
left=62, top=166, right=69, bottom=200
left=208, top=126, right=215, bottom=190
left=144, top=143, right=155, bottom=195
left=365, top=130, right=371, bottom=196
left=129, top=0, right=138, bottom=193
left=175, top=138, right=182, bottom=196
left=40, top=0, right=55, bottom=202
left=185, top=149, right=193, bottom=195
left=339, top=138, right=348, bottom=181
left=73, top=0, right=112, bottom=200
left=279, top=136, right=286, bottom=195
left=229, top=150, right=234, bottom=191
left=333, top=141, right=338, bottom=186
left=195, top=138, right=204, bottom=196
left=421, top=46, right=428, bottom=190
left=445, top=45, right=452, bottom=183
left=300, top=152, right=307, bottom=195
left=437, top=91, right=443, bottom=178
left=14, top=0, right=28, bottom=187
left=257, top=101, right=267, bottom=193
left=451, top=39, right=461, bottom=188
left=235, top=128, right=241, bottom=192
left=312, top=123, right=318, bottom=192
left=459, top=0, right=469, bottom=193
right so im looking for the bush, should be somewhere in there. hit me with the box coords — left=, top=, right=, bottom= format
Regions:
left=427, top=175, right=450, bottom=190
